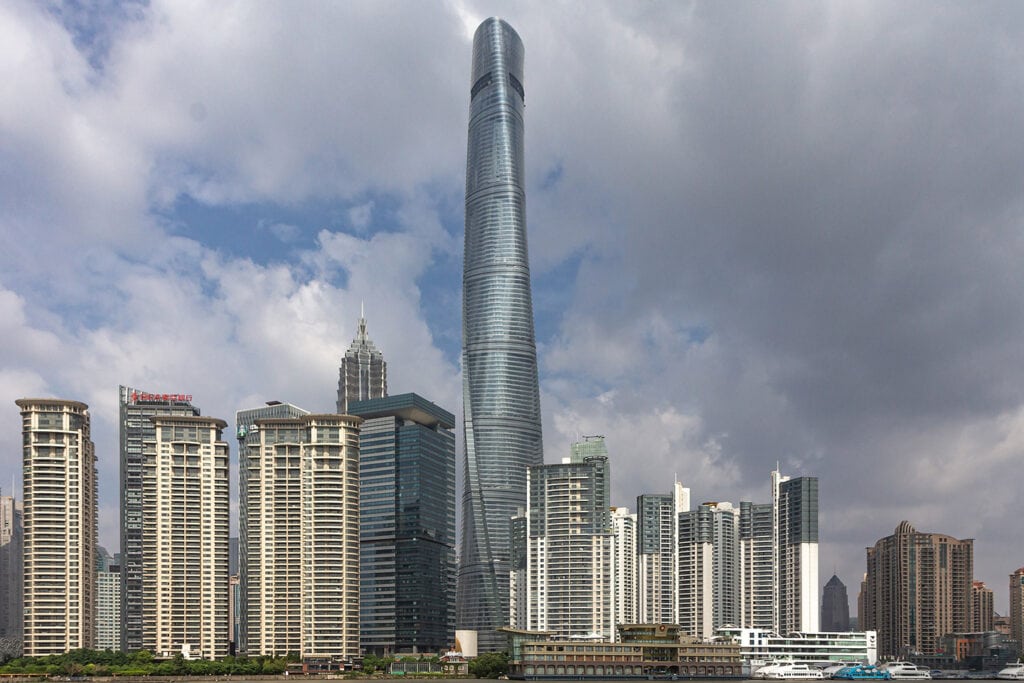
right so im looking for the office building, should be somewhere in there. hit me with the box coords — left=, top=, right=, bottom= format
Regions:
left=238, top=409, right=362, bottom=660
left=142, top=415, right=229, bottom=659
left=235, top=400, right=309, bottom=655
left=972, top=581, right=993, bottom=633
left=1010, top=568, right=1024, bottom=651
left=718, top=626, right=878, bottom=666
left=678, top=502, right=740, bottom=639
left=0, top=495, right=23, bottom=657
left=96, top=565, right=121, bottom=651
left=349, top=394, right=456, bottom=656
left=610, top=507, right=638, bottom=629
left=510, top=438, right=613, bottom=640
left=773, top=470, right=819, bottom=633
left=17, top=398, right=98, bottom=655
left=739, top=501, right=773, bottom=630
left=458, top=17, right=545, bottom=652
left=119, top=386, right=200, bottom=652
left=862, top=521, right=973, bottom=658
left=337, top=309, right=387, bottom=413
left=821, top=574, right=850, bottom=632
left=637, top=482, right=689, bottom=624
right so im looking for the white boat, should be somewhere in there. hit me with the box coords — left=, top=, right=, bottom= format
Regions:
left=881, top=662, right=932, bottom=680
left=765, top=663, right=826, bottom=679
left=755, top=661, right=794, bottom=679
left=998, top=662, right=1024, bottom=680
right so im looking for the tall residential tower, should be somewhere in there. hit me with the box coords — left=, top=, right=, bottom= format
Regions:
left=17, top=398, right=98, bottom=656
left=119, top=387, right=200, bottom=652
left=458, top=17, right=544, bottom=651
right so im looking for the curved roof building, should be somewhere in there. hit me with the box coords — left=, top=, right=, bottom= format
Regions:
left=457, top=17, right=544, bottom=652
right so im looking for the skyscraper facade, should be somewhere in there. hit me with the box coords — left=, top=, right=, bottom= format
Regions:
left=142, top=415, right=229, bottom=659
left=1010, top=568, right=1024, bottom=650
left=16, top=398, right=97, bottom=656
left=637, top=482, right=689, bottom=625
left=821, top=574, right=850, bottom=632
left=862, top=521, right=973, bottom=658
left=337, top=312, right=387, bottom=414
left=237, top=409, right=362, bottom=660
left=739, top=501, right=773, bottom=630
left=971, top=581, right=992, bottom=633
left=610, top=507, right=638, bottom=630
left=677, top=502, right=740, bottom=640
left=510, top=439, right=612, bottom=640
left=96, top=565, right=121, bottom=651
left=458, top=17, right=544, bottom=652
left=349, top=394, right=456, bottom=656
left=0, top=495, right=23, bottom=657
left=235, top=400, right=310, bottom=655
left=773, top=471, right=819, bottom=633
left=119, top=386, right=199, bottom=652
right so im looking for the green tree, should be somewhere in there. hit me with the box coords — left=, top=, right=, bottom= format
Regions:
left=468, top=651, right=508, bottom=679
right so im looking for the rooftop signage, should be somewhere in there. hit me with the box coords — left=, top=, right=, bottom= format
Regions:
left=131, top=392, right=192, bottom=403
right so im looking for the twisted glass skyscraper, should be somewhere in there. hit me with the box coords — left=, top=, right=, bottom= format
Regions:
left=457, top=17, right=544, bottom=652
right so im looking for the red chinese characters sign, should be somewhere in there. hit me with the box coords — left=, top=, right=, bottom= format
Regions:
left=131, top=392, right=193, bottom=403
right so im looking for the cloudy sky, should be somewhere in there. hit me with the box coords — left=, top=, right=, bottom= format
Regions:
left=3, top=0, right=1024, bottom=615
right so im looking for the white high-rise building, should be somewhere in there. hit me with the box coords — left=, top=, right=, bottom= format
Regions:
left=677, top=502, right=740, bottom=639
left=772, top=470, right=819, bottom=634
left=17, top=398, right=98, bottom=656
left=511, top=438, right=613, bottom=640
left=96, top=567, right=121, bottom=651
left=610, top=507, right=637, bottom=630
left=142, top=415, right=229, bottom=659
left=237, top=411, right=361, bottom=660
left=637, top=481, right=689, bottom=624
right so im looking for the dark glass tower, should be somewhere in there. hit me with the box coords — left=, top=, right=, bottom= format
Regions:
left=821, top=574, right=850, bottom=632
left=349, top=394, right=456, bottom=655
left=457, top=17, right=544, bottom=652
left=119, top=386, right=199, bottom=652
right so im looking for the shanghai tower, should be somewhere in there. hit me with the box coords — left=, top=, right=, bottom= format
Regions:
left=457, top=18, right=544, bottom=651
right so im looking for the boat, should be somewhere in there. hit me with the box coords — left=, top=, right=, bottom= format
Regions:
left=755, top=661, right=795, bottom=679
left=833, top=665, right=892, bottom=680
left=881, top=662, right=932, bottom=680
left=764, top=663, right=826, bottom=679
left=822, top=663, right=864, bottom=679
left=998, top=662, right=1024, bottom=680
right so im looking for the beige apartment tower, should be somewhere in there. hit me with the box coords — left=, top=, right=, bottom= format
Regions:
left=1010, top=568, right=1024, bottom=650
left=142, top=415, right=230, bottom=659
left=862, top=521, right=973, bottom=659
left=17, top=399, right=98, bottom=655
left=239, top=413, right=361, bottom=660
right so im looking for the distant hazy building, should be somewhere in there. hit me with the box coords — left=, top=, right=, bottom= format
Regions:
left=119, top=386, right=200, bottom=652
left=972, top=581, right=993, bottom=633
left=349, top=394, right=456, bottom=656
left=677, top=502, right=740, bottom=639
left=511, top=438, right=613, bottom=640
left=773, top=470, right=819, bottom=634
left=863, top=521, right=973, bottom=658
left=17, top=398, right=98, bottom=655
left=96, top=565, right=121, bottom=651
left=142, top=415, right=229, bottom=659
left=739, top=501, right=774, bottom=630
left=610, top=507, right=638, bottom=629
left=638, top=482, right=690, bottom=624
left=821, top=575, right=851, bottom=632
left=0, top=495, right=23, bottom=657
left=238, top=408, right=362, bottom=660
left=1010, top=568, right=1024, bottom=651
left=235, top=400, right=310, bottom=655
left=337, top=310, right=387, bottom=413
